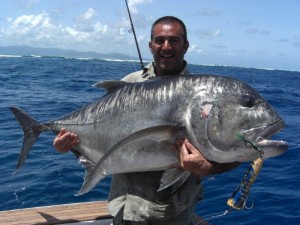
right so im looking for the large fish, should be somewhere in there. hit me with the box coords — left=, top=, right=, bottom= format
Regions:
left=10, top=74, right=288, bottom=195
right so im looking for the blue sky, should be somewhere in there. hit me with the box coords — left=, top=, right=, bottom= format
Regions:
left=0, top=0, right=299, bottom=71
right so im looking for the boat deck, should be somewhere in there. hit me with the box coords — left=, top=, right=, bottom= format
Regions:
left=0, top=201, right=112, bottom=225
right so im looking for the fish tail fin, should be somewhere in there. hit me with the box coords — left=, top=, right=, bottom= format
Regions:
left=9, top=107, right=47, bottom=173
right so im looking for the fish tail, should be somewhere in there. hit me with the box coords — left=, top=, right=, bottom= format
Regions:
left=9, top=107, right=48, bottom=173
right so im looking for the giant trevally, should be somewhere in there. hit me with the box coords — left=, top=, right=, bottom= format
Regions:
left=10, top=74, right=288, bottom=195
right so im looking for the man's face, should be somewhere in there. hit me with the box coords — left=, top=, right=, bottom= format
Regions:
left=149, top=22, right=189, bottom=76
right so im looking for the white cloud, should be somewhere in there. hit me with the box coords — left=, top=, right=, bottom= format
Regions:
left=94, top=22, right=108, bottom=35
left=77, top=8, right=96, bottom=21
left=260, top=30, right=270, bottom=35
left=20, top=0, right=40, bottom=10
left=223, top=52, right=236, bottom=58
left=74, top=8, right=98, bottom=32
left=0, top=1, right=153, bottom=54
left=294, top=36, right=300, bottom=47
left=277, top=38, right=289, bottom=43
left=245, top=28, right=258, bottom=34
left=12, top=11, right=51, bottom=29
left=188, top=44, right=203, bottom=54
left=123, top=0, right=153, bottom=30
left=245, top=28, right=270, bottom=35
left=128, top=0, right=152, bottom=14
left=4, top=11, right=56, bottom=39
left=194, top=28, right=221, bottom=39
left=0, top=10, right=118, bottom=51
left=194, top=9, right=221, bottom=17
left=237, top=21, right=252, bottom=26
left=137, top=34, right=145, bottom=42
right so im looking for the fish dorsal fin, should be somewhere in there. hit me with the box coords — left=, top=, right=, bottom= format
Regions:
left=92, top=80, right=128, bottom=93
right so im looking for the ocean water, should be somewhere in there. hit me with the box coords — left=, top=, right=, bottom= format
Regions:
left=0, top=56, right=299, bottom=225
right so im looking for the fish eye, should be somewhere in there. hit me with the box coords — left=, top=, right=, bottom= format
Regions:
left=241, top=95, right=255, bottom=108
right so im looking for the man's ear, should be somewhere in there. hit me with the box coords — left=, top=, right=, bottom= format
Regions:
left=184, top=40, right=189, bottom=54
left=149, top=41, right=153, bottom=54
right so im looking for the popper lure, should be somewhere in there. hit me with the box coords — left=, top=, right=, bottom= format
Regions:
left=197, top=134, right=280, bottom=223
left=227, top=134, right=264, bottom=210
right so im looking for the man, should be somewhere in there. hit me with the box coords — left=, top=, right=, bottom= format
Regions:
left=54, top=16, right=239, bottom=224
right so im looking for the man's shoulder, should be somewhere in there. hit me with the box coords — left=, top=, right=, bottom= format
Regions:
left=122, top=70, right=145, bottom=82
left=122, top=62, right=154, bottom=83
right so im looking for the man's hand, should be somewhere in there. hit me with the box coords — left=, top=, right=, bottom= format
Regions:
left=177, top=139, right=240, bottom=176
left=53, top=128, right=79, bottom=153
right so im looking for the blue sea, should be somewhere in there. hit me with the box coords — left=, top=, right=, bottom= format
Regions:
left=0, top=56, right=299, bottom=225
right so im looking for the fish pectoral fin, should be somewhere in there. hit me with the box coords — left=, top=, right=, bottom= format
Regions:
left=91, top=124, right=186, bottom=174
left=76, top=125, right=183, bottom=195
left=92, top=80, right=128, bottom=92
left=75, top=125, right=185, bottom=195
left=158, top=168, right=191, bottom=193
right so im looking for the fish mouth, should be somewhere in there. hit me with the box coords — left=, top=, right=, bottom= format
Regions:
left=258, top=120, right=285, bottom=139
left=255, top=120, right=289, bottom=152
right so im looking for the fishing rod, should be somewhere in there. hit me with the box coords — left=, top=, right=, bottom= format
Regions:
left=124, top=0, right=144, bottom=69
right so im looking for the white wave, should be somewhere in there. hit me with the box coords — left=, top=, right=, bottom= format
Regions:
left=103, top=58, right=149, bottom=63
left=0, top=54, right=22, bottom=58
left=24, top=55, right=42, bottom=58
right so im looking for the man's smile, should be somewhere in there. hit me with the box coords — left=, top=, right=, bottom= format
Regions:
left=160, top=53, right=175, bottom=59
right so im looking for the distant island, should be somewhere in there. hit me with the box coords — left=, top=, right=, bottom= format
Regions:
left=0, top=45, right=147, bottom=61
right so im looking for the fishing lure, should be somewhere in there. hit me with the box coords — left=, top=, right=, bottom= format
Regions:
left=227, top=134, right=264, bottom=210
left=227, top=156, right=263, bottom=210
left=200, top=135, right=264, bottom=222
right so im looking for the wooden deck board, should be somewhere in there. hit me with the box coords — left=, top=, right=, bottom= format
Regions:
left=0, top=201, right=112, bottom=225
